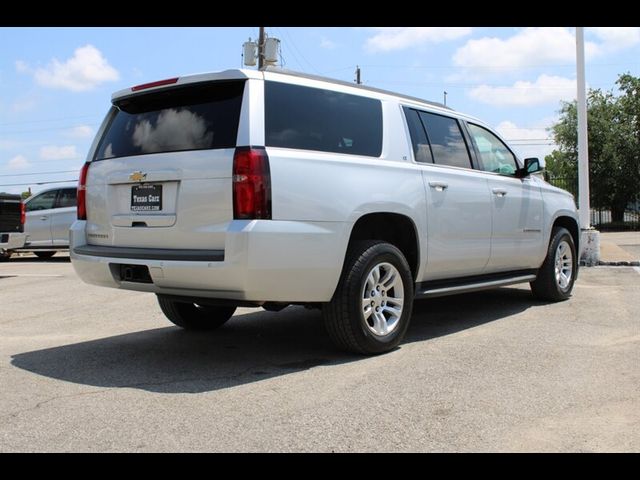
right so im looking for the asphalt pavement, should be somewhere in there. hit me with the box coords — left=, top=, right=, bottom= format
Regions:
left=0, top=253, right=638, bottom=452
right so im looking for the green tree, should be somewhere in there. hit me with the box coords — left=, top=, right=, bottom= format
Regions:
left=545, top=73, right=640, bottom=222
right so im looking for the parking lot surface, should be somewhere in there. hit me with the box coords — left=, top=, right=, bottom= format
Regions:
left=1, top=254, right=638, bottom=452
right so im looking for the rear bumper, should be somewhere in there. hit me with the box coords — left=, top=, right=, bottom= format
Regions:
left=70, top=219, right=348, bottom=302
left=0, top=232, right=27, bottom=250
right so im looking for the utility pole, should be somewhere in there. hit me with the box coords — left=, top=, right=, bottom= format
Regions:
left=355, top=66, right=361, bottom=85
left=443, top=91, right=447, bottom=107
left=576, top=26, right=599, bottom=265
left=576, top=26, right=590, bottom=230
left=258, top=27, right=265, bottom=70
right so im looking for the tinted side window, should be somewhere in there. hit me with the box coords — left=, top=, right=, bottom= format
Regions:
left=467, top=123, right=518, bottom=176
left=403, top=107, right=433, bottom=163
left=26, top=190, right=57, bottom=212
left=56, top=188, right=77, bottom=208
left=94, top=81, right=245, bottom=161
left=418, top=112, right=472, bottom=169
left=265, top=81, right=382, bottom=157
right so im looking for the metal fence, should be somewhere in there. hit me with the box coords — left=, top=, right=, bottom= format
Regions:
left=546, top=175, right=640, bottom=230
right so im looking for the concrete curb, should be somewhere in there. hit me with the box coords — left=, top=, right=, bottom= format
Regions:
left=596, top=260, right=640, bottom=267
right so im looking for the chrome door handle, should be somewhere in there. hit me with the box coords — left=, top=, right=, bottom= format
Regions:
left=429, top=181, right=449, bottom=192
left=40, top=216, right=48, bottom=220
left=492, top=188, right=507, bottom=197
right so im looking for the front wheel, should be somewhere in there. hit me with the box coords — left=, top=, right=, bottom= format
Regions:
left=157, top=295, right=236, bottom=331
left=322, top=241, right=414, bottom=355
left=530, top=227, right=577, bottom=301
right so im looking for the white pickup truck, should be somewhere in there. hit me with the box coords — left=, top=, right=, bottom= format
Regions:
left=70, top=68, right=580, bottom=354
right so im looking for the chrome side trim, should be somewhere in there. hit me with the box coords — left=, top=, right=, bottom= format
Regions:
left=416, top=275, right=537, bottom=298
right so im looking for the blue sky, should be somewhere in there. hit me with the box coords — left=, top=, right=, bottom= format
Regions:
left=1, top=27, right=639, bottom=195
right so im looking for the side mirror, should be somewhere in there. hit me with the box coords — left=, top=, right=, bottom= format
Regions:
left=520, top=157, right=543, bottom=177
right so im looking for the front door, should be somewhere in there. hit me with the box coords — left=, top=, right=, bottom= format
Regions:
left=24, top=189, right=57, bottom=246
left=486, top=175, right=543, bottom=270
left=465, top=123, right=544, bottom=271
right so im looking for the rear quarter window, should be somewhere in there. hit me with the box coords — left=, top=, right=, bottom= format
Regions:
left=94, top=80, right=246, bottom=161
left=265, top=81, right=382, bottom=157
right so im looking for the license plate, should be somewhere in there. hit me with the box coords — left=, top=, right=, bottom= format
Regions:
left=131, top=184, right=162, bottom=212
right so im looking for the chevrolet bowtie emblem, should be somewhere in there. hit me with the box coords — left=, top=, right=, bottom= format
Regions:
left=129, top=171, right=147, bottom=182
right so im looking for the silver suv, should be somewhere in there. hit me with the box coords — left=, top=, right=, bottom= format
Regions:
left=22, top=186, right=76, bottom=258
left=1, top=187, right=77, bottom=260
left=71, top=68, right=580, bottom=354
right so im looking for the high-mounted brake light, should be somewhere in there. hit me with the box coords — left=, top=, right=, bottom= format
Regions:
left=77, top=162, right=90, bottom=220
left=232, top=147, right=271, bottom=220
left=131, top=77, right=179, bottom=92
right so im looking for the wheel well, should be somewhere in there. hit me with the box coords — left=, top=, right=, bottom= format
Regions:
left=553, top=216, right=580, bottom=252
left=348, top=213, right=419, bottom=280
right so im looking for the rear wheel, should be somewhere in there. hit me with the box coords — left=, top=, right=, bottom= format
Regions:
left=157, top=295, right=236, bottom=331
left=34, top=251, right=56, bottom=260
left=530, top=227, right=577, bottom=301
left=0, top=250, right=11, bottom=262
left=323, top=241, right=414, bottom=355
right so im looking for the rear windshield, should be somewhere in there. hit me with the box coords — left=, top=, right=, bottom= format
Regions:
left=265, top=81, right=383, bottom=157
left=94, top=80, right=245, bottom=161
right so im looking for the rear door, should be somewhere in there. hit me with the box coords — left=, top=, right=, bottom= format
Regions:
left=404, top=108, right=492, bottom=280
left=51, top=187, right=77, bottom=246
left=85, top=80, right=246, bottom=250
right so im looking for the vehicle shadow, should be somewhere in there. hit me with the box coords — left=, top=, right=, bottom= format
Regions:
left=6, top=254, right=70, bottom=263
left=407, top=287, right=540, bottom=343
left=11, top=287, right=540, bottom=394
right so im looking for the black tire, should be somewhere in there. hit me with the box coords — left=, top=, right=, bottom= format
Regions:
left=530, top=227, right=577, bottom=302
left=322, top=240, right=414, bottom=355
left=157, top=295, right=236, bottom=331
left=0, top=250, right=11, bottom=262
left=34, top=251, right=56, bottom=259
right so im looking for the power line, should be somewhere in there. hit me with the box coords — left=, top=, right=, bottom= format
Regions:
left=498, top=126, right=550, bottom=130
left=508, top=143, right=556, bottom=146
left=358, top=62, right=639, bottom=70
left=504, top=138, right=553, bottom=141
left=272, top=27, right=305, bottom=72
left=0, top=179, right=77, bottom=187
left=320, top=66, right=356, bottom=75
left=0, top=114, right=101, bottom=127
left=369, top=80, right=605, bottom=90
left=277, top=27, right=321, bottom=75
left=1, top=123, right=100, bottom=135
left=0, top=170, right=79, bottom=178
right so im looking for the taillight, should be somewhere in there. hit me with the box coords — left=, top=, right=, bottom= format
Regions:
left=77, top=162, right=90, bottom=220
left=20, top=202, right=25, bottom=225
left=232, top=147, right=271, bottom=220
